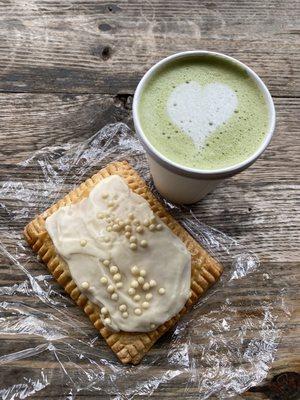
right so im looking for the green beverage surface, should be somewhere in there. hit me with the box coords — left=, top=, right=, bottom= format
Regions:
left=138, top=55, right=270, bottom=170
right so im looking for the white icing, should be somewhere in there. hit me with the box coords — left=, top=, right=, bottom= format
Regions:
left=45, top=175, right=191, bottom=332
left=167, top=81, right=238, bottom=148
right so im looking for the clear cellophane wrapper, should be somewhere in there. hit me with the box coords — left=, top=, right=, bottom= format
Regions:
left=0, top=123, right=291, bottom=399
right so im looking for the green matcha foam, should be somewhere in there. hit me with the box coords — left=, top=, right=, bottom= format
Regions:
left=138, top=55, right=270, bottom=170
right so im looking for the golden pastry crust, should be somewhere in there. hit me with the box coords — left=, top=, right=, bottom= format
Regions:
left=24, top=161, right=223, bottom=364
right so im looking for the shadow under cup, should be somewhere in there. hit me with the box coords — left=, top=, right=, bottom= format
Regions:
left=133, top=51, right=276, bottom=204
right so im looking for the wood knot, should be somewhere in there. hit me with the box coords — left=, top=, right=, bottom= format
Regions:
left=98, top=23, right=112, bottom=31
left=101, top=46, right=111, bottom=60
left=248, top=372, right=300, bottom=400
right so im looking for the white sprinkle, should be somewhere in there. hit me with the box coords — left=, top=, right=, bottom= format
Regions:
left=150, top=323, right=156, bottom=329
left=101, top=307, right=108, bottom=315
left=106, top=226, right=112, bottom=232
left=142, top=301, right=149, bottom=309
left=100, top=276, right=108, bottom=285
left=106, top=217, right=112, bottom=223
left=140, top=240, right=148, bottom=248
left=103, top=236, right=110, bottom=243
left=130, top=243, right=137, bottom=250
left=116, top=282, right=123, bottom=289
left=125, top=231, right=131, bottom=238
left=149, top=224, right=155, bottom=231
left=133, top=294, right=141, bottom=302
left=111, top=293, right=118, bottom=301
left=128, top=288, right=136, bottom=296
left=119, top=221, right=125, bottom=228
left=81, top=281, right=89, bottom=290
left=107, top=285, right=114, bottom=294
left=124, top=219, right=130, bottom=225
left=150, top=216, right=156, bottom=224
left=131, top=266, right=140, bottom=275
left=158, top=287, right=166, bottom=295
left=133, top=219, right=140, bottom=226
left=128, top=213, right=134, bottom=219
left=112, top=224, right=120, bottom=231
left=143, top=282, right=150, bottom=291
left=125, top=225, right=132, bottom=232
left=137, top=276, right=145, bottom=285
left=143, top=219, right=150, bottom=227
left=110, top=265, right=118, bottom=274
left=129, top=235, right=137, bottom=243
left=108, top=201, right=115, bottom=208
left=134, top=308, right=142, bottom=316
left=140, top=269, right=146, bottom=277
left=80, top=239, right=87, bottom=247
left=156, top=224, right=163, bottom=231
left=149, top=279, right=157, bottom=287
left=131, top=280, right=139, bottom=288
left=113, top=273, right=121, bottom=282
left=102, top=192, right=108, bottom=199
left=136, top=226, right=144, bottom=234
left=97, top=212, right=105, bottom=219
left=103, top=259, right=110, bottom=267
left=104, top=317, right=111, bottom=324
left=122, top=312, right=129, bottom=319
left=119, top=304, right=127, bottom=312
left=145, top=293, right=153, bottom=301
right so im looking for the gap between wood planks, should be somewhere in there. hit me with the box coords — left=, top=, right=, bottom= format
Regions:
left=0, top=90, right=299, bottom=99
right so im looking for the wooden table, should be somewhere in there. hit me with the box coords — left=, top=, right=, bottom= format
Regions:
left=0, top=1, right=299, bottom=399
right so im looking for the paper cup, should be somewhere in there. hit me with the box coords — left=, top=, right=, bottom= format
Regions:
left=133, top=51, right=276, bottom=204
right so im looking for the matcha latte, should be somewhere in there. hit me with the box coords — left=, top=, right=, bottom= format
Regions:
left=138, top=55, right=270, bottom=170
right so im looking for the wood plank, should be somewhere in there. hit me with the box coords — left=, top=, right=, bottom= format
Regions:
left=0, top=0, right=299, bottom=95
left=0, top=93, right=132, bottom=158
left=1, top=264, right=298, bottom=348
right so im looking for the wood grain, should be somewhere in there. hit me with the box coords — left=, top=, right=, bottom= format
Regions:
left=0, top=1, right=299, bottom=96
left=0, top=0, right=299, bottom=399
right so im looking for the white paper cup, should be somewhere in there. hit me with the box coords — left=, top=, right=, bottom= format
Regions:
left=133, top=51, right=276, bottom=204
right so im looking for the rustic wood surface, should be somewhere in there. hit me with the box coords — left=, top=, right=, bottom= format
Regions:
left=0, top=1, right=299, bottom=399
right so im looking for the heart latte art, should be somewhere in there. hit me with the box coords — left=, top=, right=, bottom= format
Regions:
left=138, top=55, right=269, bottom=170
left=167, top=81, right=238, bottom=149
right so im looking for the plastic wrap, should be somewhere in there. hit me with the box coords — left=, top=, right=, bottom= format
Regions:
left=0, top=123, right=291, bottom=399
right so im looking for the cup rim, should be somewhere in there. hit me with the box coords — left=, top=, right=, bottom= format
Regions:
left=133, top=50, right=276, bottom=179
